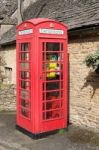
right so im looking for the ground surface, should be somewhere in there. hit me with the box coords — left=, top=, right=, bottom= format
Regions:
left=0, top=112, right=99, bottom=150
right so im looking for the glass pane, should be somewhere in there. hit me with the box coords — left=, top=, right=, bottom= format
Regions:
left=42, top=52, right=63, bottom=76
left=61, top=64, right=63, bottom=70
left=61, top=43, right=63, bottom=51
left=61, top=72, right=63, bottom=80
left=21, top=71, right=30, bottom=79
left=61, top=81, right=63, bottom=89
left=43, top=112, right=46, bottom=120
left=42, top=83, right=45, bottom=91
left=21, top=43, right=29, bottom=51
left=21, top=81, right=30, bottom=89
left=21, top=99, right=29, bottom=108
left=46, top=72, right=61, bottom=80
left=42, top=63, right=48, bottom=71
left=46, top=91, right=60, bottom=100
left=46, top=53, right=58, bottom=61
left=43, top=103, right=45, bottom=111
left=46, top=110, right=60, bottom=119
left=21, top=108, right=30, bottom=118
left=42, top=52, right=45, bottom=61
left=46, top=43, right=60, bottom=51
left=20, top=90, right=29, bottom=99
left=46, top=101, right=61, bottom=110
left=20, top=62, right=29, bottom=70
left=46, top=82, right=60, bottom=91
left=43, top=93, right=45, bottom=100
left=42, top=42, right=45, bottom=51
left=60, top=53, right=64, bottom=60
left=61, top=91, right=63, bottom=98
left=46, top=52, right=63, bottom=61
left=21, top=52, right=29, bottom=61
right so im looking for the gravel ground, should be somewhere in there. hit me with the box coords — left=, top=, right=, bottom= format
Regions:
left=0, top=112, right=99, bottom=150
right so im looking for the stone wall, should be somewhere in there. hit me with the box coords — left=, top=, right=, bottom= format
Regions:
left=68, top=36, right=99, bottom=131
left=0, top=84, right=16, bottom=111
left=0, top=44, right=16, bottom=84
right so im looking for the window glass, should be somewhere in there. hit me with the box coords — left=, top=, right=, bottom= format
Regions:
left=21, top=81, right=30, bottom=89
left=20, top=62, right=29, bottom=70
left=21, top=52, right=29, bottom=61
left=46, top=43, right=60, bottom=51
left=21, top=43, right=29, bottom=51
left=21, top=71, right=30, bottom=79
left=5, top=67, right=12, bottom=84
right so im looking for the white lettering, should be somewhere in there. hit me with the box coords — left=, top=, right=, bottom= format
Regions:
left=39, top=28, right=64, bottom=35
left=19, top=29, right=33, bottom=35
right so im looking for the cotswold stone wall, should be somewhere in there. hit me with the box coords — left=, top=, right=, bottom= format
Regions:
left=0, top=84, right=16, bottom=111
left=0, top=45, right=16, bottom=84
left=68, top=36, right=99, bottom=130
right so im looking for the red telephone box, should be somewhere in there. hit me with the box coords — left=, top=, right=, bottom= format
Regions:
left=16, top=18, right=68, bottom=138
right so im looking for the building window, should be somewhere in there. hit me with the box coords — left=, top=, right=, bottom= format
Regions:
left=5, top=67, right=12, bottom=84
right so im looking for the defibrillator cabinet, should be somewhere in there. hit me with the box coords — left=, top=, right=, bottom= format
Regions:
left=16, top=18, right=68, bottom=137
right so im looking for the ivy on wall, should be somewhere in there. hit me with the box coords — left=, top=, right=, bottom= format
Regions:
left=85, top=49, right=99, bottom=74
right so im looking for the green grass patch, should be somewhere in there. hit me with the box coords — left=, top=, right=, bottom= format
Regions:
left=58, top=129, right=65, bottom=135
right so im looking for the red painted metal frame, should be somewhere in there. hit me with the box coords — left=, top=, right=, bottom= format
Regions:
left=38, top=38, right=67, bottom=132
left=16, top=38, right=34, bottom=132
left=16, top=18, right=68, bottom=134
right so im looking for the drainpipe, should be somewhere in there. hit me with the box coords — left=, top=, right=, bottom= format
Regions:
left=18, top=0, right=24, bottom=24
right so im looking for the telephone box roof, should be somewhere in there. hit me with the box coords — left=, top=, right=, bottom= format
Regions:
left=17, top=18, right=67, bottom=28
left=28, top=18, right=52, bottom=24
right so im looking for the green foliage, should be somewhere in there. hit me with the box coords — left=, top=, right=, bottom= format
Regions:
left=58, top=129, right=65, bottom=135
left=85, top=49, right=99, bottom=73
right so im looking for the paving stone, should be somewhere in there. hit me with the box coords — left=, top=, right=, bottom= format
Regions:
left=0, top=112, right=99, bottom=150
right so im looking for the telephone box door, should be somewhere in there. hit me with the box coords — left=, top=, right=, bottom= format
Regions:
left=17, top=38, right=33, bottom=131
left=39, top=38, right=67, bottom=131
